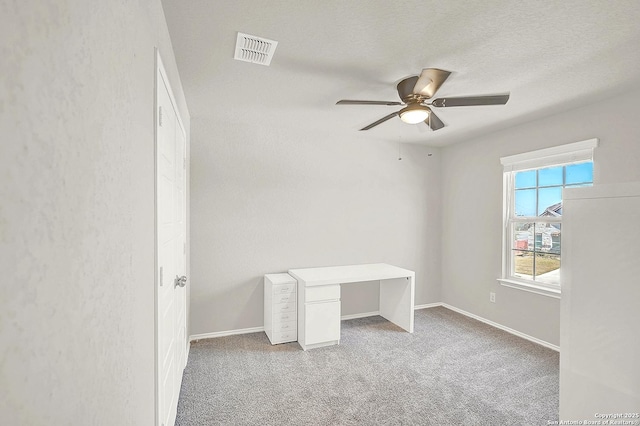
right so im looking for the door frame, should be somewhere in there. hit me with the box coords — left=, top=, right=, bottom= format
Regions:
left=154, top=48, right=189, bottom=426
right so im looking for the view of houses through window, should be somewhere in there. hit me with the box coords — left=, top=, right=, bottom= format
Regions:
left=509, top=161, right=593, bottom=285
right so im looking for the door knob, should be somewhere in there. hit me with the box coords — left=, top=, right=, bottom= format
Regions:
left=174, top=275, right=187, bottom=288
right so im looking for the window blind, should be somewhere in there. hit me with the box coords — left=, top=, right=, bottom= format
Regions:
left=500, top=138, right=598, bottom=172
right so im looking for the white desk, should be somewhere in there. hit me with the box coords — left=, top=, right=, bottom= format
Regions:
left=288, top=263, right=415, bottom=351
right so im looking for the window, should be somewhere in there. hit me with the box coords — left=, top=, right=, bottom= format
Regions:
left=499, top=139, right=597, bottom=297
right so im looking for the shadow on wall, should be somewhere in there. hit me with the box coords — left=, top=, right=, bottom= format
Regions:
left=191, top=276, right=267, bottom=335
left=241, top=275, right=268, bottom=329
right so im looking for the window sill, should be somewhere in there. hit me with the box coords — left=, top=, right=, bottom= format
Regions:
left=497, top=278, right=561, bottom=299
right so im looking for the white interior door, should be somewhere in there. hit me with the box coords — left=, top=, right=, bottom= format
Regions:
left=156, top=52, right=187, bottom=426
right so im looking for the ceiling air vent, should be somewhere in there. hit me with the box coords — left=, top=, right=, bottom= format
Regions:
left=234, top=32, right=278, bottom=66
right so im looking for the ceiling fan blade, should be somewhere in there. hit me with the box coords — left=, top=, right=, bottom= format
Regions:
left=426, top=110, right=445, bottom=131
left=413, top=68, right=451, bottom=98
left=431, top=93, right=510, bottom=107
left=396, top=76, right=419, bottom=101
left=360, top=112, right=399, bottom=131
left=337, top=100, right=403, bottom=106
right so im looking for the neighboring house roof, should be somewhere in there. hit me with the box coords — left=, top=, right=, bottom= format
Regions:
left=539, top=202, right=562, bottom=218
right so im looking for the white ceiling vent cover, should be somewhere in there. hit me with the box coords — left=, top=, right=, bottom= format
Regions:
left=234, top=32, right=278, bottom=66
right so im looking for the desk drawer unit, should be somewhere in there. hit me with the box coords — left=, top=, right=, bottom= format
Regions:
left=264, top=273, right=298, bottom=345
left=297, top=283, right=341, bottom=350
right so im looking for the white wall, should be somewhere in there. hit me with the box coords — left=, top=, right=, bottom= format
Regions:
left=440, top=87, right=640, bottom=347
left=0, top=1, right=189, bottom=424
left=190, top=120, right=441, bottom=334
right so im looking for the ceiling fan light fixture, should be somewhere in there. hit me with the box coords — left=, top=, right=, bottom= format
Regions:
left=399, top=104, right=429, bottom=124
left=337, top=68, right=510, bottom=131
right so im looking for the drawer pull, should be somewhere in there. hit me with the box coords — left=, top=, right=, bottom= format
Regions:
left=273, top=302, right=295, bottom=313
left=274, top=284, right=296, bottom=294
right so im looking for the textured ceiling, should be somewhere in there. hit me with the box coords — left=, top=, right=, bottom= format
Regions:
left=162, top=0, right=640, bottom=147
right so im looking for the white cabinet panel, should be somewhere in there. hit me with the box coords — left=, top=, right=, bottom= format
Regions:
left=560, top=183, right=640, bottom=419
left=305, top=301, right=340, bottom=345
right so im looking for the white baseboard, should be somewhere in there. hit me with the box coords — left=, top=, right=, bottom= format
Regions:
left=189, top=312, right=382, bottom=342
left=342, top=304, right=442, bottom=319
left=437, top=303, right=560, bottom=352
left=341, top=310, right=379, bottom=320
left=188, top=302, right=559, bottom=352
left=414, top=303, right=442, bottom=310
left=190, top=326, right=264, bottom=342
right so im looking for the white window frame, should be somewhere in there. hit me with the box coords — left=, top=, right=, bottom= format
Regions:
left=498, top=138, right=598, bottom=298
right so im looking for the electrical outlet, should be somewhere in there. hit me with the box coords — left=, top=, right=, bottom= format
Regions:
left=490, top=292, right=496, bottom=303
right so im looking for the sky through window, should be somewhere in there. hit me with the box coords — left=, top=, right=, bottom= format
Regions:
left=514, top=162, right=593, bottom=217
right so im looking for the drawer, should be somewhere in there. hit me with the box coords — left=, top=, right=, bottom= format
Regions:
left=273, top=329, right=297, bottom=343
left=273, top=301, right=296, bottom=313
left=273, top=283, right=296, bottom=295
left=305, top=285, right=340, bottom=303
left=272, top=292, right=296, bottom=305
left=274, top=311, right=296, bottom=323
left=273, top=319, right=296, bottom=333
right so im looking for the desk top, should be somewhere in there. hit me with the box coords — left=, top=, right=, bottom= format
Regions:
left=288, top=263, right=414, bottom=287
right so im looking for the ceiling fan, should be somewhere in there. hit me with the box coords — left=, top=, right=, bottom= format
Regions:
left=337, top=68, right=510, bottom=131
